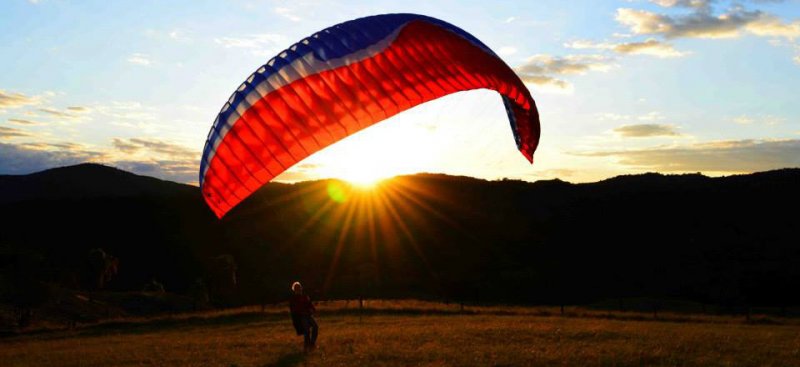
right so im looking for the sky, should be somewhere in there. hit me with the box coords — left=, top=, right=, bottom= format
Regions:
left=1, top=0, right=799, bottom=185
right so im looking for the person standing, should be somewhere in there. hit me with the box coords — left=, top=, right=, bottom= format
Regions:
left=289, top=281, right=318, bottom=352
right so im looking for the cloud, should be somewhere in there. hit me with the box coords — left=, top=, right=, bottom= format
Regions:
left=596, top=111, right=666, bottom=122
left=114, top=159, right=197, bottom=184
left=0, top=90, right=41, bottom=109
left=498, top=46, right=518, bottom=56
left=573, top=139, right=800, bottom=172
left=613, top=39, right=689, bottom=57
left=505, top=17, right=517, bottom=24
left=21, top=142, right=83, bottom=151
left=517, top=54, right=615, bottom=75
left=127, top=53, right=152, bottom=66
left=214, top=33, right=287, bottom=57
left=649, top=0, right=713, bottom=9
left=795, top=55, right=800, bottom=65
left=38, top=107, right=86, bottom=120
left=617, top=7, right=769, bottom=39
left=732, top=114, right=784, bottom=125
left=0, top=126, right=31, bottom=139
left=514, top=54, right=614, bottom=92
left=112, top=138, right=140, bottom=154
left=144, top=28, right=191, bottom=42
left=518, top=75, right=574, bottom=92
left=566, top=38, right=688, bottom=58
left=596, top=112, right=633, bottom=121
left=564, top=40, right=615, bottom=50
left=615, top=2, right=800, bottom=65
left=745, top=15, right=800, bottom=39
left=0, top=142, right=106, bottom=175
left=613, top=124, right=681, bottom=137
left=617, top=5, right=799, bottom=40
left=168, top=29, right=190, bottom=41
left=7, top=118, right=41, bottom=125
left=274, top=7, right=301, bottom=22
left=0, top=137, right=199, bottom=184
left=112, top=137, right=197, bottom=159
left=637, top=111, right=666, bottom=121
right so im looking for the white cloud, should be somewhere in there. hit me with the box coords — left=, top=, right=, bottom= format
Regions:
left=168, top=29, right=190, bottom=41
left=746, top=15, right=800, bottom=39
left=732, top=114, right=784, bottom=125
left=275, top=7, right=301, bottom=22
left=596, top=112, right=633, bottom=121
left=498, top=46, right=518, bottom=56
left=638, top=111, right=666, bottom=121
left=566, top=38, right=688, bottom=58
left=127, top=53, right=152, bottom=66
left=0, top=90, right=42, bottom=109
left=520, top=75, right=575, bottom=94
left=596, top=111, right=666, bottom=122
left=214, top=33, right=287, bottom=57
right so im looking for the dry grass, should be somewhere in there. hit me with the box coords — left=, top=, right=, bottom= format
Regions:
left=1, top=300, right=798, bottom=366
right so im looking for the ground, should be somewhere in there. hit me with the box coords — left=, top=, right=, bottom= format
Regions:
left=1, top=301, right=798, bottom=366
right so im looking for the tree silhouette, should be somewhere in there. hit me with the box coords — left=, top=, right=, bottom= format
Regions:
left=87, top=248, right=118, bottom=290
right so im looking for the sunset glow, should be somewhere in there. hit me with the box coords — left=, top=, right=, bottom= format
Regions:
left=1, top=1, right=798, bottom=185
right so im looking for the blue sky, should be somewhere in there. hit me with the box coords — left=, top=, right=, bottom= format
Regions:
left=1, top=0, right=799, bottom=184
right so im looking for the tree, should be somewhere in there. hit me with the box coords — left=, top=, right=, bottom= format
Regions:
left=87, top=248, right=118, bottom=290
left=208, top=254, right=238, bottom=306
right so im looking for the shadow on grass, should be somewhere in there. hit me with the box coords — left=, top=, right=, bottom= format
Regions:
left=4, top=302, right=793, bottom=342
left=3, top=311, right=287, bottom=342
left=262, top=352, right=306, bottom=367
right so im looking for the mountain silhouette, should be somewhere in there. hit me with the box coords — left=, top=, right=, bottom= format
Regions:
left=1, top=164, right=798, bottom=312
left=0, top=163, right=195, bottom=204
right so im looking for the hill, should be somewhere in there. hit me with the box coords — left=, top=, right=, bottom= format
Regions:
left=1, top=164, right=798, bottom=317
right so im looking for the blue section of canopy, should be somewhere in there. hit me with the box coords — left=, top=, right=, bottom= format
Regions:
left=201, top=13, right=497, bottom=183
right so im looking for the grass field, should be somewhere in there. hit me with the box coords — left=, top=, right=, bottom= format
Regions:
left=1, top=300, right=799, bottom=366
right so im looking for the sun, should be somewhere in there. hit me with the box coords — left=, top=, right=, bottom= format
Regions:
left=336, top=164, right=393, bottom=188
left=340, top=171, right=382, bottom=188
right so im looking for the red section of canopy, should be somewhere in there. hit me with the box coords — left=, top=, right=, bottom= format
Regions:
left=202, top=20, right=539, bottom=218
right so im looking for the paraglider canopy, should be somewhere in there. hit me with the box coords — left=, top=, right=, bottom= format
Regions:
left=200, top=13, right=540, bottom=218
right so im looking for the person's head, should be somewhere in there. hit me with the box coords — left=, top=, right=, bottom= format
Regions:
left=291, top=281, right=303, bottom=295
